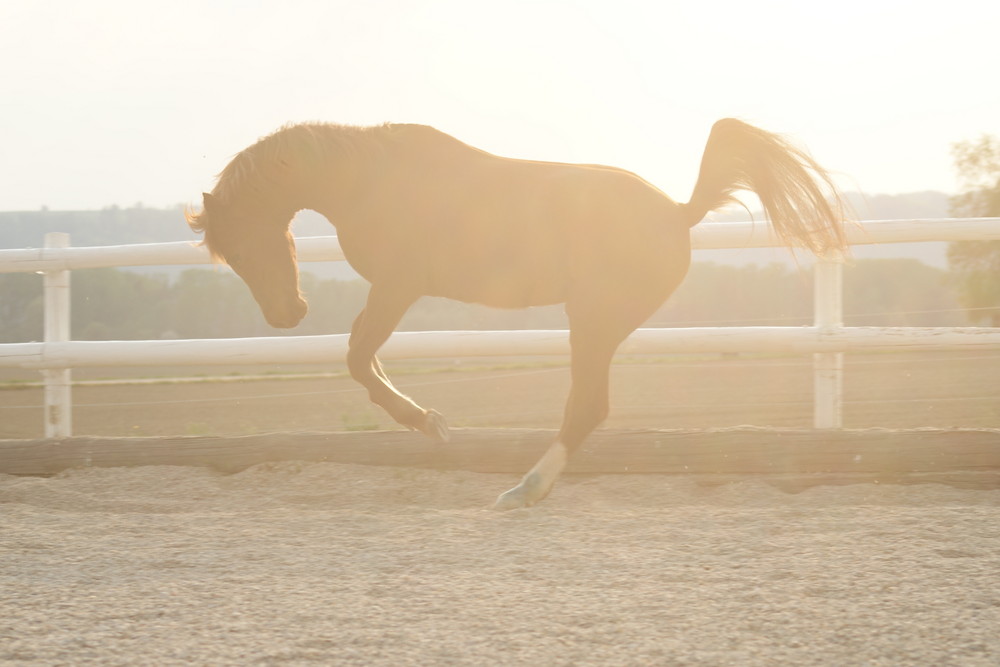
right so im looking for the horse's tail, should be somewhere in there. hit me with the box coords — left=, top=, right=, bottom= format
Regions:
left=681, top=118, right=847, bottom=256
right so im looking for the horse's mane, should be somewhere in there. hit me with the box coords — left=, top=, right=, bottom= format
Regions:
left=186, top=122, right=388, bottom=238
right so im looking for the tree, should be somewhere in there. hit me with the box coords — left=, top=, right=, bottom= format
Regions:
left=73, top=269, right=172, bottom=340
left=843, top=259, right=962, bottom=326
left=0, top=273, right=43, bottom=343
left=948, top=135, right=1000, bottom=326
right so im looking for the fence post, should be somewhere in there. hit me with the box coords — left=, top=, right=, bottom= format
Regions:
left=813, top=254, right=843, bottom=428
left=43, top=232, right=72, bottom=438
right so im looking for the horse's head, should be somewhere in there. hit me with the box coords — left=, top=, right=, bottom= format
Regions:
left=187, top=192, right=308, bottom=329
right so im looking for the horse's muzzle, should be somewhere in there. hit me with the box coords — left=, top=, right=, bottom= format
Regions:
left=264, top=298, right=308, bottom=329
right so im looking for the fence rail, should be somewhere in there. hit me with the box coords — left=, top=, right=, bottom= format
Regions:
left=2, top=218, right=1000, bottom=438
left=2, top=218, right=1000, bottom=273
left=4, top=326, right=1000, bottom=369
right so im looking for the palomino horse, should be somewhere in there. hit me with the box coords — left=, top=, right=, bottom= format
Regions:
left=187, top=119, right=846, bottom=509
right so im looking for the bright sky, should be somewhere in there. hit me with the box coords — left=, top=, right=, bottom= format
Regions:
left=2, top=0, right=998, bottom=212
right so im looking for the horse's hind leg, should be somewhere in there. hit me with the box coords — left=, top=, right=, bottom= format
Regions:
left=494, top=312, right=630, bottom=510
left=347, top=285, right=449, bottom=441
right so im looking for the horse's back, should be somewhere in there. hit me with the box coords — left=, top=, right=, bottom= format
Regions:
left=344, top=125, right=691, bottom=308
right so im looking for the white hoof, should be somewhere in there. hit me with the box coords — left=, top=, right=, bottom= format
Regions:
left=492, top=441, right=568, bottom=510
left=420, top=409, right=450, bottom=443
left=493, top=473, right=551, bottom=510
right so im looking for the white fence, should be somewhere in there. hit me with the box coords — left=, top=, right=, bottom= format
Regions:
left=2, top=218, right=1000, bottom=438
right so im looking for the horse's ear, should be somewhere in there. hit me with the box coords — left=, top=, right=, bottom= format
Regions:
left=202, top=192, right=218, bottom=210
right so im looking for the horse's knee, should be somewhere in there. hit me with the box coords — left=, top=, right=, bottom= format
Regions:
left=347, top=350, right=392, bottom=405
left=345, top=347, right=372, bottom=382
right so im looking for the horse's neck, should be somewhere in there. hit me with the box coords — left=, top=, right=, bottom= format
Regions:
left=250, top=157, right=347, bottom=226
left=300, top=151, right=380, bottom=228
left=287, top=124, right=406, bottom=228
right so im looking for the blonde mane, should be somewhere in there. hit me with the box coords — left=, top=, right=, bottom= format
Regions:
left=186, top=122, right=385, bottom=241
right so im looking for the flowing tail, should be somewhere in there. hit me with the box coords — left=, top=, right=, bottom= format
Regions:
left=682, top=118, right=847, bottom=256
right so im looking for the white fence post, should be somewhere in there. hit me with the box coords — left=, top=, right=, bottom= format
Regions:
left=813, top=255, right=843, bottom=428
left=43, top=232, right=72, bottom=438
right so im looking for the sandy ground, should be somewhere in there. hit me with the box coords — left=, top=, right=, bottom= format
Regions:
left=3, top=351, right=998, bottom=664
left=2, top=463, right=999, bottom=666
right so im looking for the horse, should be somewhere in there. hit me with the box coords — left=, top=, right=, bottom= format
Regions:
left=187, top=119, right=846, bottom=509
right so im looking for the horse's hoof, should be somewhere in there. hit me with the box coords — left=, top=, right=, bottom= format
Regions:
left=493, top=473, right=549, bottom=511
left=493, top=487, right=531, bottom=511
left=420, top=409, right=450, bottom=443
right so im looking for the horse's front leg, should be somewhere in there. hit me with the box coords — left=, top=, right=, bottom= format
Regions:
left=347, top=286, right=449, bottom=442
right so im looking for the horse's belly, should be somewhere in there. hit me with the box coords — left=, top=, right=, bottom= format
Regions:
left=428, top=266, right=568, bottom=308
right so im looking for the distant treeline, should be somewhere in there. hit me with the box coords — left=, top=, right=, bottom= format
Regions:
left=0, top=206, right=192, bottom=248
left=0, top=259, right=965, bottom=343
left=0, top=190, right=952, bottom=249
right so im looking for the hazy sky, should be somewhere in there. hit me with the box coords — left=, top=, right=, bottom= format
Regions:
left=2, top=0, right=998, bottom=212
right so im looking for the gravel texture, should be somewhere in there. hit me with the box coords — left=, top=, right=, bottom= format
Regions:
left=2, top=463, right=999, bottom=666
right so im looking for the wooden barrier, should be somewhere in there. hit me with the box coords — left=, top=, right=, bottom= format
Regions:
left=2, top=427, right=998, bottom=491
